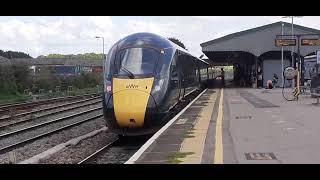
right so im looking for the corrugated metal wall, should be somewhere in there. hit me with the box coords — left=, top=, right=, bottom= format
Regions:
left=263, top=59, right=290, bottom=87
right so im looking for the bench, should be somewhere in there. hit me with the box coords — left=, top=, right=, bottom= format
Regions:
left=311, top=87, right=320, bottom=104
left=310, top=77, right=320, bottom=104
left=300, top=80, right=312, bottom=94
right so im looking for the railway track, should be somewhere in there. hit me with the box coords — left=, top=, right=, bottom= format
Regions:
left=77, top=136, right=148, bottom=164
left=0, top=93, right=100, bottom=116
left=77, top=137, right=120, bottom=164
left=0, top=107, right=103, bottom=155
left=0, top=97, right=102, bottom=129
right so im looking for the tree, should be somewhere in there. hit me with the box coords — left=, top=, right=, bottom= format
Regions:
left=0, top=50, right=32, bottom=59
left=0, top=65, right=17, bottom=94
left=38, top=53, right=103, bottom=60
left=12, top=63, right=32, bottom=92
left=168, top=37, right=187, bottom=50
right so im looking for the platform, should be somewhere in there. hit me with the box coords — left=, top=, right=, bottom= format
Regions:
left=126, top=87, right=320, bottom=164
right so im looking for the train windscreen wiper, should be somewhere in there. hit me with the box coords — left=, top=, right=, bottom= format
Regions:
left=120, top=66, right=135, bottom=79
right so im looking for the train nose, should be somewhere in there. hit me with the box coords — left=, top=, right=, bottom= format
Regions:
left=113, top=90, right=156, bottom=128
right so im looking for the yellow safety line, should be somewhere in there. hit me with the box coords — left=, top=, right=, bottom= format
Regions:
left=214, top=88, right=224, bottom=164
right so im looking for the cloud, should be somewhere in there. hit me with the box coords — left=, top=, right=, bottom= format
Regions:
left=0, top=16, right=320, bottom=58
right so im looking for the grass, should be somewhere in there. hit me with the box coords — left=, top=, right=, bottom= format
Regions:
left=184, top=132, right=195, bottom=138
left=37, top=86, right=102, bottom=99
left=69, top=86, right=102, bottom=96
left=0, top=86, right=102, bottom=105
left=167, top=152, right=195, bottom=164
left=0, top=93, right=32, bottom=105
left=167, top=129, right=196, bottom=164
left=183, top=128, right=195, bottom=138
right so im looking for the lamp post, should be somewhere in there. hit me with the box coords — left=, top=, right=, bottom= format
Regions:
left=282, top=16, right=303, bottom=88
left=281, top=23, right=284, bottom=88
left=95, top=36, right=105, bottom=61
left=95, top=36, right=105, bottom=93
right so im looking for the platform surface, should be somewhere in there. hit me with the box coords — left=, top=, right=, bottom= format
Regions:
left=132, top=88, right=320, bottom=164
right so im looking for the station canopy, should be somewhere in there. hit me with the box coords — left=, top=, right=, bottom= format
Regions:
left=201, top=21, right=320, bottom=65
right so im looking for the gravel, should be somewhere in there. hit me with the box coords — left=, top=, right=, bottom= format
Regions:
left=0, top=103, right=102, bottom=135
left=20, top=127, right=108, bottom=164
left=39, top=130, right=119, bottom=164
left=87, top=137, right=148, bottom=164
left=0, top=116, right=106, bottom=164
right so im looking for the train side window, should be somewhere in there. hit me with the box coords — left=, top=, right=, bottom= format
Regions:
left=170, top=56, right=178, bottom=81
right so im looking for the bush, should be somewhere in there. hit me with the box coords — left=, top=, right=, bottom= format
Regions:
left=0, top=63, right=103, bottom=96
left=32, top=69, right=102, bottom=93
left=0, top=65, right=17, bottom=95
left=12, top=63, right=33, bottom=92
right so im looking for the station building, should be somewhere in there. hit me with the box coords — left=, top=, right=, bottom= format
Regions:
left=201, top=21, right=320, bottom=88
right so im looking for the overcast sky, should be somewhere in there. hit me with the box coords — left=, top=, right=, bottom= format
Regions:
left=1, top=16, right=320, bottom=58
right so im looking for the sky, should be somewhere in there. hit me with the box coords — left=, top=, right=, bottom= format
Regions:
left=1, top=16, right=320, bottom=58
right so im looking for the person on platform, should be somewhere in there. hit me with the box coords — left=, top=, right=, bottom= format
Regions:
left=266, top=80, right=274, bottom=89
left=272, top=73, right=278, bottom=87
left=220, top=68, right=225, bottom=87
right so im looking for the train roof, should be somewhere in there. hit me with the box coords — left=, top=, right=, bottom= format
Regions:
left=117, top=32, right=209, bottom=65
left=167, top=40, right=209, bottom=65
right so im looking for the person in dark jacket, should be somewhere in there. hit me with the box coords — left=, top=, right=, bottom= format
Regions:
left=272, top=73, right=278, bottom=87
left=221, top=68, right=225, bottom=87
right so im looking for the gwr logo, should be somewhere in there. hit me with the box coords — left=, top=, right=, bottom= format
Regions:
left=126, top=84, right=138, bottom=89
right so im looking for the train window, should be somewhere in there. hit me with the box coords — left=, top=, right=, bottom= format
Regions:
left=116, top=48, right=159, bottom=75
left=170, top=57, right=178, bottom=80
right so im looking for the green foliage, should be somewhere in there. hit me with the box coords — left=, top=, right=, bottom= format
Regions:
left=45, top=54, right=66, bottom=58
left=168, top=37, right=187, bottom=50
left=0, top=50, right=32, bottom=59
left=12, top=64, right=33, bottom=92
left=0, top=92, right=31, bottom=105
left=32, top=69, right=102, bottom=92
left=167, top=152, right=195, bottom=164
left=0, top=63, right=102, bottom=104
left=0, top=65, right=17, bottom=94
left=38, top=53, right=104, bottom=60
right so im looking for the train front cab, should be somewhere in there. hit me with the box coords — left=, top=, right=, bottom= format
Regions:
left=103, top=44, right=175, bottom=136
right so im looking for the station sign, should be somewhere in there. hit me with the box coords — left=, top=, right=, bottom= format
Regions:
left=301, top=39, right=320, bottom=46
left=275, top=39, right=296, bottom=47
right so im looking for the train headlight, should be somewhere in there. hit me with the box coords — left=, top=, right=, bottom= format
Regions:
left=105, top=80, right=112, bottom=93
left=152, top=79, right=163, bottom=94
left=154, top=85, right=161, bottom=92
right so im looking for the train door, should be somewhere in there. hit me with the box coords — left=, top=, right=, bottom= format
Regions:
left=169, top=52, right=180, bottom=106
left=197, top=60, right=201, bottom=85
left=177, top=54, right=184, bottom=99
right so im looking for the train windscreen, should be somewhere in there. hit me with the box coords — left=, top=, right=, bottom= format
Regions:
left=116, top=48, right=159, bottom=76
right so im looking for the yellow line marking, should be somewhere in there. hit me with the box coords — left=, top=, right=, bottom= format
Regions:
left=214, top=88, right=224, bottom=164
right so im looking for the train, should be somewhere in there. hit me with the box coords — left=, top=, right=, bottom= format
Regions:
left=102, top=32, right=213, bottom=136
